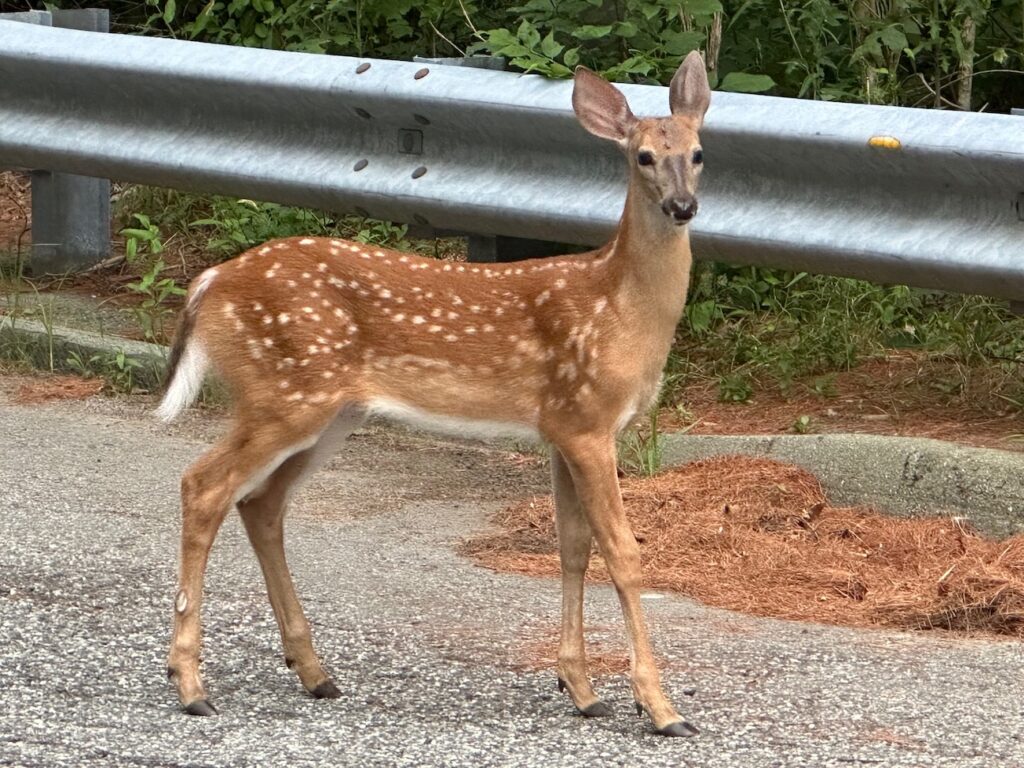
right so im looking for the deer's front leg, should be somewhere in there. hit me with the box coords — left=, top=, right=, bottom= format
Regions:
left=551, top=448, right=612, bottom=718
left=557, top=435, right=698, bottom=737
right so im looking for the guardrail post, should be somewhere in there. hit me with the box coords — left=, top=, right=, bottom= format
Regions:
left=1, top=8, right=111, bottom=275
left=413, top=55, right=569, bottom=263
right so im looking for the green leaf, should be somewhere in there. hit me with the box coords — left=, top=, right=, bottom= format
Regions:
left=121, top=228, right=156, bottom=241
left=517, top=19, right=540, bottom=48
left=680, top=0, right=722, bottom=17
left=687, top=300, right=718, bottom=333
left=719, top=71, right=775, bottom=93
left=163, top=0, right=176, bottom=25
left=540, top=31, right=563, bottom=59
left=572, top=24, right=613, bottom=40
left=879, top=25, right=908, bottom=52
left=611, top=21, right=638, bottom=38
left=661, top=29, right=704, bottom=56
left=563, top=47, right=580, bottom=68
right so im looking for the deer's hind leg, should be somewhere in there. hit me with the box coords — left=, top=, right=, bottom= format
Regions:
left=237, top=407, right=365, bottom=700
left=551, top=448, right=612, bottom=718
left=167, top=408, right=354, bottom=716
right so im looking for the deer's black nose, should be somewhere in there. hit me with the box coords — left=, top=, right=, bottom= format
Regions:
left=662, top=197, right=698, bottom=224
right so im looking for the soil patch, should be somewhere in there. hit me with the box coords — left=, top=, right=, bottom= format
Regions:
left=463, top=455, right=1024, bottom=638
left=13, top=374, right=105, bottom=404
left=667, top=352, right=1024, bottom=452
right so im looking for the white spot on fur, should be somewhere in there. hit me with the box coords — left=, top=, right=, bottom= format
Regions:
left=535, top=291, right=551, bottom=306
left=300, top=238, right=315, bottom=245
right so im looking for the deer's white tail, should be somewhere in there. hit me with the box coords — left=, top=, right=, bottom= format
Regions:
left=156, top=338, right=209, bottom=422
left=156, top=269, right=216, bottom=422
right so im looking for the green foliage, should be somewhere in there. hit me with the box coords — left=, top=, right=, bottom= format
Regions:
left=791, top=414, right=814, bottom=433
left=120, top=214, right=187, bottom=343
left=618, top=408, right=665, bottom=476
left=67, top=349, right=143, bottom=393
left=664, top=261, right=1024, bottom=407
left=717, top=371, right=753, bottom=402
left=189, top=199, right=336, bottom=254
left=467, top=0, right=1022, bottom=107
left=123, top=0, right=491, bottom=59
left=472, top=0, right=733, bottom=84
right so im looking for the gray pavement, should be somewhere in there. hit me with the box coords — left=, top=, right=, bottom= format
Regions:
left=1, top=395, right=1022, bottom=767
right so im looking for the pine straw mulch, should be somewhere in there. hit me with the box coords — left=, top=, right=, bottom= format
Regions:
left=462, top=456, right=1024, bottom=639
left=12, top=374, right=105, bottom=404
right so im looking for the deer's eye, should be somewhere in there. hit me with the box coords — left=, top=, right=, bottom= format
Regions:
left=692, top=149, right=704, bottom=165
left=637, top=151, right=654, bottom=167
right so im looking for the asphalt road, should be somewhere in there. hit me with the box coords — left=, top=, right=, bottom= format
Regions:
left=1, top=394, right=1022, bottom=767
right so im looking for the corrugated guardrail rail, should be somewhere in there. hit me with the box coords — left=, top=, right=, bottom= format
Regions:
left=1, top=19, right=1022, bottom=298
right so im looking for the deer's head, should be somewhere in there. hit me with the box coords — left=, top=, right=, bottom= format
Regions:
left=573, top=51, right=711, bottom=226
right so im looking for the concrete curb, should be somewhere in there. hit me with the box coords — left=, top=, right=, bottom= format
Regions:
left=0, top=316, right=167, bottom=390
left=661, top=433, right=1024, bottom=538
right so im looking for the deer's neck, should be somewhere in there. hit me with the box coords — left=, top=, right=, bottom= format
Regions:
left=608, top=187, right=694, bottom=331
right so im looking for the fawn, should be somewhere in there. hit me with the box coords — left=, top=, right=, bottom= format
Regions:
left=159, top=51, right=710, bottom=737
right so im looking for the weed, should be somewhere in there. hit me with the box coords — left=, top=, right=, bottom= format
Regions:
left=67, top=349, right=143, bottom=394
left=811, top=374, right=838, bottom=399
left=619, top=409, right=664, bottom=477
left=791, top=415, right=814, bottom=434
left=120, top=214, right=187, bottom=343
left=718, top=372, right=753, bottom=403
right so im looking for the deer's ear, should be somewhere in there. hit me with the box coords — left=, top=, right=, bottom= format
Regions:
left=670, top=51, right=711, bottom=127
left=572, top=66, right=637, bottom=146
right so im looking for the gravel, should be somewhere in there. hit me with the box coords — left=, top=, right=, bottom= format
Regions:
left=1, top=396, right=1022, bottom=767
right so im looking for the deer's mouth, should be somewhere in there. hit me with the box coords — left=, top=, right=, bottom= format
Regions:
left=662, top=197, right=698, bottom=225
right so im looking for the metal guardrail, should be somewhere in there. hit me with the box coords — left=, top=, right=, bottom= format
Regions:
left=2, top=10, right=111, bottom=273
left=1, top=19, right=1022, bottom=298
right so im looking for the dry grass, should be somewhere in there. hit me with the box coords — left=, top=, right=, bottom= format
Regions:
left=462, top=456, right=1024, bottom=638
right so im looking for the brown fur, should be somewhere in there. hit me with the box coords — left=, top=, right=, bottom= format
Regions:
left=162, top=296, right=197, bottom=392
left=163, top=52, right=712, bottom=735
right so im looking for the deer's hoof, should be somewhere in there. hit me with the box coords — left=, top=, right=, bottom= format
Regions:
left=654, top=720, right=699, bottom=738
left=311, top=679, right=341, bottom=699
left=183, top=698, right=218, bottom=717
left=579, top=700, right=614, bottom=718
